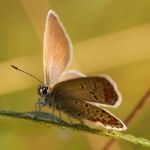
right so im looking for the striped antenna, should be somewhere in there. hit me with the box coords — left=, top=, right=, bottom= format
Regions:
left=11, top=65, right=44, bottom=85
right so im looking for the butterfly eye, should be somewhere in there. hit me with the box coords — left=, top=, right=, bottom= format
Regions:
left=42, top=87, right=48, bottom=95
left=38, top=85, right=48, bottom=96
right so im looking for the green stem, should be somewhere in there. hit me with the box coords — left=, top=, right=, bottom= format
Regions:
left=0, top=110, right=150, bottom=147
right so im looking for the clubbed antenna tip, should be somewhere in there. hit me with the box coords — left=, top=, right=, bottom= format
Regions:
left=11, top=65, right=19, bottom=70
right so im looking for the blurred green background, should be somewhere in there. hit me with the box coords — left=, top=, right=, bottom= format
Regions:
left=0, top=0, right=150, bottom=150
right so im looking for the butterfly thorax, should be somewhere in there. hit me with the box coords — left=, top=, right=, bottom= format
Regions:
left=37, top=85, right=62, bottom=110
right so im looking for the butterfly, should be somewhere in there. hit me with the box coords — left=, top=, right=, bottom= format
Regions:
left=12, top=10, right=127, bottom=131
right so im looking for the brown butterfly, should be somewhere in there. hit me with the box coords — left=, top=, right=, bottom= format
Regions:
left=12, top=10, right=127, bottom=131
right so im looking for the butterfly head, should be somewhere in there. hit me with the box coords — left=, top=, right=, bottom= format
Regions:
left=38, top=85, right=49, bottom=97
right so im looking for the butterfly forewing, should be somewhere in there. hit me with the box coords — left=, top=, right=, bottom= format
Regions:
left=52, top=76, right=122, bottom=108
left=53, top=96, right=126, bottom=131
left=43, top=10, right=72, bottom=87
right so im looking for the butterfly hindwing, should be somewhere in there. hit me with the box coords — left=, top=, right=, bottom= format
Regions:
left=60, top=70, right=86, bottom=81
left=54, top=96, right=126, bottom=131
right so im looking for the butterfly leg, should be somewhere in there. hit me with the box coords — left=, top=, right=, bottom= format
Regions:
left=58, top=111, right=62, bottom=119
left=78, top=119, right=84, bottom=125
left=51, top=107, right=55, bottom=116
left=67, top=114, right=73, bottom=124
left=35, top=100, right=46, bottom=118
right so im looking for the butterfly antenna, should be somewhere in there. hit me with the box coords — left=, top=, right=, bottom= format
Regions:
left=11, top=65, right=44, bottom=85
